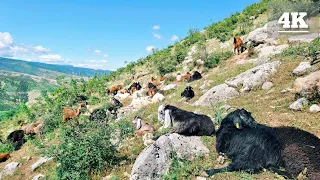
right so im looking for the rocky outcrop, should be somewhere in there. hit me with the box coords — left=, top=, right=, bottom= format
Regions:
left=31, top=157, right=53, bottom=171
left=289, top=98, right=309, bottom=111
left=225, top=61, right=280, bottom=92
left=193, top=61, right=280, bottom=106
left=0, top=162, right=19, bottom=179
left=193, top=84, right=239, bottom=106
left=292, top=62, right=312, bottom=76
left=162, top=84, right=178, bottom=91
left=257, top=44, right=289, bottom=59
left=130, top=133, right=209, bottom=180
left=294, top=71, right=320, bottom=100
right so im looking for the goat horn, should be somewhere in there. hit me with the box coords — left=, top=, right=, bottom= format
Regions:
left=226, top=106, right=242, bottom=111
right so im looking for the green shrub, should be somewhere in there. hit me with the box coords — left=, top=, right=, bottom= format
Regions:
left=205, top=51, right=233, bottom=69
left=0, top=142, right=14, bottom=153
left=48, top=120, right=133, bottom=180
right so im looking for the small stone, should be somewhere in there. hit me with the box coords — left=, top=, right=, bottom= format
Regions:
left=262, top=82, right=273, bottom=90
left=32, top=174, right=45, bottom=180
left=289, top=98, right=309, bottom=111
left=196, top=176, right=207, bottom=180
left=309, top=104, right=320, bottom=113
left=292, top=62, right=312, bottom=76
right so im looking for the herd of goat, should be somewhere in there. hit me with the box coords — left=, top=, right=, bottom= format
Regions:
left=1, top=36, right=319, bottom=179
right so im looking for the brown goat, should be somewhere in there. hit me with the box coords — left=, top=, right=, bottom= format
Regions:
left=233, top=36, right=243, bottom=55
left=119, top=89, right=129, bottom=94
left=147, top=88, right=157, bottom=98
left=160, top=74, right=169, bottom=82
left=0, top=153, right=11, bottom=162
left=62, top=103, right=86, bottom=123
left=179, top=72, right=191, bottom=82
left=151, top=77, right=160, bottom=86
left=133, top=117, right=155, bottom=137
left=106, top=85, right=122, bottom=94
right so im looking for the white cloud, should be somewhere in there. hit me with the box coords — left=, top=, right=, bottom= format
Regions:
left=171, top=35, right=179, bottom=41
left=146, top=46, right=155, bottom=52
left=39, top=54, right=62, bottom=62
left=94, top=50, right=101, bottom=55
left=88, top=59, right=108, bottom=63
left=33, top=45, right=49, bottom=53
left=153, top=33, right=161, bottom=39
left=0, top=32, right=13, bottom=49
left=152, top=25, right=160, bottom=30
left=103, top=54, right=108, bottom=58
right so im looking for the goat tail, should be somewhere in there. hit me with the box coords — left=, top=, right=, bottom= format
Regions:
left=233, top=37, right=237, bottom=44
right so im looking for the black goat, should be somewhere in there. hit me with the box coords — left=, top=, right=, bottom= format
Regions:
left=6, top=130, right=26, bottom=151
left=181, top=86, right=195, bottom=101
left=204, top=109, right=290, bottom=177
left=158, top=105, right=215, bottom=136
left=189, top=71, right=202, bottom=82
left=227, top=109, right=320, bottom=180
left=89, top=109, right=107, bottom=122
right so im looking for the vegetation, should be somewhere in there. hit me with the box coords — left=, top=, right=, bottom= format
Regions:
left=0, top=1, right=319, bottom=179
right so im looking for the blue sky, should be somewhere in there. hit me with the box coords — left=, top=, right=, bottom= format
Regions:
left=0, top=0, right=260, bottom=70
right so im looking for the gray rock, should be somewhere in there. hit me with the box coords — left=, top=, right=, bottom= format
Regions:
left=262, top=82, right=274, bottom=90
left=130, top=133, right=209, bottom=180
left=199, top=83, right=207, bottom=90
left=292, top=62, right=312, bottom=76
left=32, top=174, right=45, bottom=180
left=32, top=157, right=53, bottom=171
left=288, top=33, right=318, bottom=43
left=193, top=84, right=240, bottom=106
left=0, top=162, right=19, bottom=179
left=294, top=71, right=320, bottom=100
left=289, top=98, right=309, bottom=111
left=225, top=61, right=281, bottom=92
left=246, top=21, right=281, bottom=45
left=162, top=84, right=178, bottom=91
left=310, top=104, right=320, bottom=113
left=257, top=44, right=289, bottom=59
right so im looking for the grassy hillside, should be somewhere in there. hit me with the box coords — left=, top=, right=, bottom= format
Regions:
left=0, top=0, right=319, bottom=179
left=0, top=57, right=112, bottom=77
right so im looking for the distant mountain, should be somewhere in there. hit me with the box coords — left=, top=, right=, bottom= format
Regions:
left=0, top=57, right=112, bottom=77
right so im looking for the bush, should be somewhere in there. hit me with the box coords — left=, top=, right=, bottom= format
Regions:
left=0, top=142, right=14, bottom=153
left=205, top=51, right=233, bottom=69
left=48, top=120, right=133, bottom=180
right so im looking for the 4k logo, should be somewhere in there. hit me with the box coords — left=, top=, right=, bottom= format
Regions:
left=278, top=12, right=309, bottom=32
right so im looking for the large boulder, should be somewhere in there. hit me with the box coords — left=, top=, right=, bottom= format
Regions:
left=294, top=71, right=320, bottom=100
left=129, top=97, right=151, bottom=109
left=130, top=133, right=209, bottom=180
left=292, top=62, right=312, bottom=76
left=246, top=21, right=280, bottom=45
left=257, top=44, right=289, bottom=59
left=193, top=84, right=239, bottom=106
left=0, top=162, right=19, bottom=179
left=225, top=61, right=281, bottom=92
left=193, top=61, right=280, bottom=106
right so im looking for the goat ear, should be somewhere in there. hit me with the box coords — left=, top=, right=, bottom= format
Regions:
left=136, top=118, right=142, bottom=129
left=164, top=110, right=172, bottom=128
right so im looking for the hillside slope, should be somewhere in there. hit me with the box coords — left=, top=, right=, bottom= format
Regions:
left=0, top=0, right=319, bottom=179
